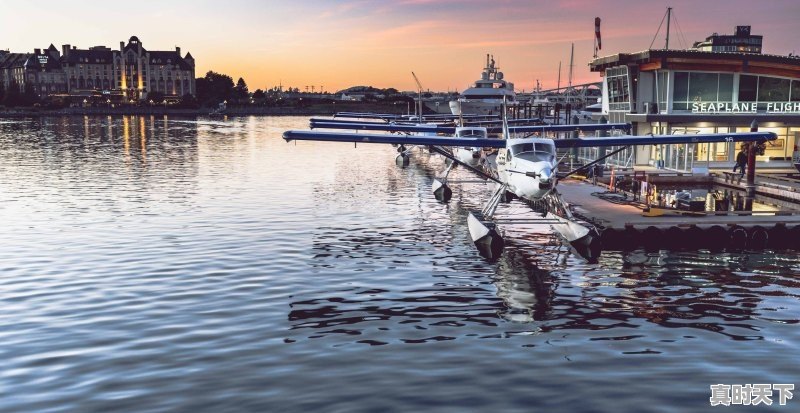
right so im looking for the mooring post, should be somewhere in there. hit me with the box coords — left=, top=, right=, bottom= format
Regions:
left=745, top=119, right=758, bottom=211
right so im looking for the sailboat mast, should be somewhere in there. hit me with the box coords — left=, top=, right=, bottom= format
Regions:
left=568, top=43, right=574, bottom=104
left=665, top=7, right=672, bottom=49
left=557, top=61, right=561, bottom=92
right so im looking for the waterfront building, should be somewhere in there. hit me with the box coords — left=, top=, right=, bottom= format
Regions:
left=0, top=36, right=195, bottom=102
left=587, top=26, right=800, bottom=172
left=692, top=26, right=762, bottom=54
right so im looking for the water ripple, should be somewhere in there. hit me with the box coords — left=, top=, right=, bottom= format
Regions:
left=0, top=116, right=798, bottom=412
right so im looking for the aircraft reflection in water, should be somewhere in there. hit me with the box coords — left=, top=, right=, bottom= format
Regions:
left=287, top=242, right=800, bottom=344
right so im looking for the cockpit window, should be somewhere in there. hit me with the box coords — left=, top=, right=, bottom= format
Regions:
left=457, top=129, right=487, bottom=138
left=509, top=142, right=555, bottom=162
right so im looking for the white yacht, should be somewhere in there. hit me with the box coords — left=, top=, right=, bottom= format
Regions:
left=450, top=55, right=517, bottom=116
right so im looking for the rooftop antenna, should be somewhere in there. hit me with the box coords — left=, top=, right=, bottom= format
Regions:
left=648, top=7, right=673, bottom=50
left=665, top=7, right=672, bottom=49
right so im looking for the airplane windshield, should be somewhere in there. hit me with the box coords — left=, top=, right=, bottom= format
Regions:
left=509, top=142, right=555, bottom=162
left=457, top=129, right=487, bottom=138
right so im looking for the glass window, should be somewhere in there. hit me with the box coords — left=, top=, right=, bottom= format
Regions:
left=689, top=72, right=718, bottom=103
left=673, top=72, right=688, bottom=102
left=738, top=75, right=758, bottom=102
left=457, top=129, right=486, bottom=138
left=605, top=66, right=631, bottom=111
left=658, top=71, right=668, bottom=105
left=792, top=81, right=800, bottom=102
left=758, top=76, right=791, bottom=102
left=672, top=72, right=689, bottom=110
left=718, top=74, right=734, bottom=101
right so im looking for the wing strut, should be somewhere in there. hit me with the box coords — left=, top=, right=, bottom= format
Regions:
left=428, top=146, right=502, bottom=184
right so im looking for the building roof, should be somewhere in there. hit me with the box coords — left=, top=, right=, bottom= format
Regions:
left=590, top=49, right=800, bottom=79
left=61, top=48, right=114, bottom=65
left=148, top=51, right=193, bottom=70
left=0, top=53, right=31, bottom=70
left=24, top=53, right=63, bottom=71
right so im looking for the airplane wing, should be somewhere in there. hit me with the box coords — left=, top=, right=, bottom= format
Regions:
left=283, top=130, right=507, bottom=148
left=310, top=120, right=455, bottom=134
left=510, top=123, right=631, bottom=133
left=333, top=112, right=497, bottom=121
left=309, top=120, right=631, bottom=135
left=553, top=132, right=777, bottom=148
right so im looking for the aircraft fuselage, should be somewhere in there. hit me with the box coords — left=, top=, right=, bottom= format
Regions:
left=496, top=137, right=558, bottom=201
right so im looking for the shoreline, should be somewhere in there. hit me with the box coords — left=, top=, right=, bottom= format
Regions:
left=0, top=103, right=413, bottom=118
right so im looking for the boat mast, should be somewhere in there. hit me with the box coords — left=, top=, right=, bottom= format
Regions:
left=568, top=43, right=574, bottom=104
left=665, top=7, right=672, bottom=49
left=557, top=61, right=561, bottom=93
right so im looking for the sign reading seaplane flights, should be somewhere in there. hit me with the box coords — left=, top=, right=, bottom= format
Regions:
left=283, top=114, right=777, bottom=262
left=692, top=101, right=800, bottom=113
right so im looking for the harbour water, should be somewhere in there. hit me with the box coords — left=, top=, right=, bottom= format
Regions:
left=0, top=116, right=798, bottom=412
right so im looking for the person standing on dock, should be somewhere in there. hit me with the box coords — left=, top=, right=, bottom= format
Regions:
left=733, top=145, right=748, bottom=176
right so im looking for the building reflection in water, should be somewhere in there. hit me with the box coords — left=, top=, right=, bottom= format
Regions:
left=0, top=115, right=202, bottom=215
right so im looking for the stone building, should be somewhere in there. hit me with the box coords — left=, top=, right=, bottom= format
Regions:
left=0, top=36, right=195, bottom=102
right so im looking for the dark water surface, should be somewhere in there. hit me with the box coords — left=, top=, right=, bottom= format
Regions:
left=0, top=116, right=798, bottom=412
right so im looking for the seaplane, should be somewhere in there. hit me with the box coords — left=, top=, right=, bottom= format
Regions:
left=284, top=115, right=776, bottom=262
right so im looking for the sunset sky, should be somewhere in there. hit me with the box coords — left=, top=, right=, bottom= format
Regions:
left=2, top=0, right=799, bottom=93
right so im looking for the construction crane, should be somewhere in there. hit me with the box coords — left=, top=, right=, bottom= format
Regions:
left=411, top=72, right=424, bottom=121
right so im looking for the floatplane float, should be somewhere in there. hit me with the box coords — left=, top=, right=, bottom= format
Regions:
left=284, top=114, right=776, bottom=262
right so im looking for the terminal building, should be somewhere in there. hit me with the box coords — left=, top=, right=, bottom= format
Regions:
left=0, top=36, right=195, bottom=103
left=586, top=26, right=800, bottom=172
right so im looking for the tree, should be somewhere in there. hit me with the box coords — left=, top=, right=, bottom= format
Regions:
left=195, top=71, right=235, bottom=107
left=235, top=77, right=248, bottom=101
left=178, top=93, right=198, bottom=108
left=252, top=89, right=265, bottom=100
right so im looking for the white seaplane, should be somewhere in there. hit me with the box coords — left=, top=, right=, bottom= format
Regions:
left=284, top=117, right=776, bottom=262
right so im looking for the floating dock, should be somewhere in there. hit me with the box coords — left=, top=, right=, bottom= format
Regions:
left=554, top=179, right=800, bottom=251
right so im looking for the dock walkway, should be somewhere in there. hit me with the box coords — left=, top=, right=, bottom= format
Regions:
left=556, top=179, right=800, bottom=251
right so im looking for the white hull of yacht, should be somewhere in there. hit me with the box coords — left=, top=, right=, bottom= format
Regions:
left=423, top=101, right=454, bottom=115
left=449, top=100, right=518, bottom=116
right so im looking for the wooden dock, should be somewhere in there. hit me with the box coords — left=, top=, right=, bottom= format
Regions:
left=557, top=179, right=800, bottom=251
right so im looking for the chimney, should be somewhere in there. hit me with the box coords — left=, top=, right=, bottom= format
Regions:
left=176, top=46, right=181, bottom=56
left=120, top=41, right=125, bottom=50
left=62, top=44, right=70, bottom=57
left=34, top=48, right=41, bottom=55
